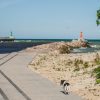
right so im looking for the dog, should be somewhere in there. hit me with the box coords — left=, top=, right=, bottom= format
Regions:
left=60, top=80, right=70, bottom=95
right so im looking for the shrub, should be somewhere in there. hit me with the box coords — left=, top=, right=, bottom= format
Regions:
left=96, top=72, right=100, bottom=79
left=94, top=53, right=100, bottom=65
left=96, top=79, right=100, bottom=84
left=83, top=62, right=89, bottom=68
left=93, top=66, right=100, bottom=84
left=67, top=59, right=73, bottom=66
left=59, top=45, right=70, bottom=54
left=93, top=66, right=100, bottom=73
left=79, top=59, right=84, bottom=64
left=74, top=59, right=79, bottom=67
left=74, top=66, right=80, bottom=71
left=73, top=59, right=80, bottom=71
left=95, top=60, right=100, bottom=65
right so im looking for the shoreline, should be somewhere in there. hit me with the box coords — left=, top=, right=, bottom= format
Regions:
left=27, top=42, right=100, bottom=100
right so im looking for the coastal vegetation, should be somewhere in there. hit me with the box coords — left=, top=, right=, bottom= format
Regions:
left=94, top=8, right=100, bottom=84
left=59, top=44, right=71, bottom=54
left=92, top=53, right=100, bottom=84
left=93, top=66, right=100, bottom=84
left=28, top=42, right=100, bottom=100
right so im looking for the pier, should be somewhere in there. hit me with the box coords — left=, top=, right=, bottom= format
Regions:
left=0, top=37, right=15, bottom=42
left=0, top=32, right=15, bottom=42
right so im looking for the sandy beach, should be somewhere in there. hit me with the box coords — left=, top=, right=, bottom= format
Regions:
left=0, top=42, right=82, bottom=100
left=28, top=42, right=100, bottom=100
left=1, top=0, right=99, bottom=99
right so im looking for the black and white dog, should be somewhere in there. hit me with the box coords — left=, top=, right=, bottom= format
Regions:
left=60, top=80, right=70, bottom=94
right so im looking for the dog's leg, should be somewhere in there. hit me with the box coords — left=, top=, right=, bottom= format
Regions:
left=64, top=85, right=69, bottom=95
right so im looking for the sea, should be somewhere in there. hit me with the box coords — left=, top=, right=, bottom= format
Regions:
left=15, top=39, right=100, bottom=43
left=15, top=39, right=100, bottom=53
left=0, top=39, right=100, bottom=53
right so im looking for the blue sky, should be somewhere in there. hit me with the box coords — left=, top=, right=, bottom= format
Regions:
left=0, top=0, right=100, bottom=39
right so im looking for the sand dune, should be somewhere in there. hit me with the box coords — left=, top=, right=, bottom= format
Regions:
left=28, top=42, right=100, bottom=100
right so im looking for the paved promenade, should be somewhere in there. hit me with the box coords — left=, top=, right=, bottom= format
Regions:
left=0, top=51, right=82, bottom=100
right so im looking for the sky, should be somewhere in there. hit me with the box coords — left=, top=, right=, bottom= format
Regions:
left=0, top=0, right=100, bottom=39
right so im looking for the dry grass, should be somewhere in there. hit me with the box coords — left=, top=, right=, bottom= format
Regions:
left=59, top=44, right=71, bottom=54
left=28, top=43, right=100, bottom=100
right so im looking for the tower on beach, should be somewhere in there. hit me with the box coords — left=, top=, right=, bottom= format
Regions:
left=9, top=32, right=14, bottom=39
left=79, top=32, right=84, bottom=41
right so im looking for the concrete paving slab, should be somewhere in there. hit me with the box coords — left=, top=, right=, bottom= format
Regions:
left=0, top=52, right=82, bottom=100
left=0, top=73, right=26, bottom=100
left=0, top=94, right=4, bottom=100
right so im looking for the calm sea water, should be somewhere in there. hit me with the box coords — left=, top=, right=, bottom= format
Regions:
left=15, top=39, right=100, bottom=53
left=0, top=39, right=100, bottom=53
left=15, top=39, right=72, bottom=43
left=15, top=39, right=100, bottom=44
